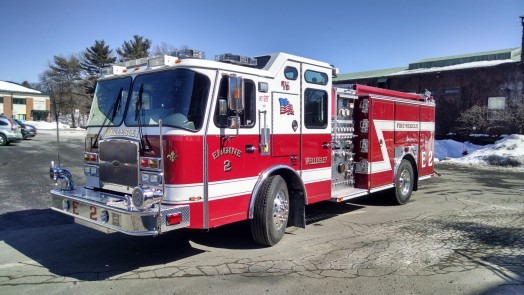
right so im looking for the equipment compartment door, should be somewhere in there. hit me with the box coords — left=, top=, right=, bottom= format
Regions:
left=369, top=98, right=395, bottom=189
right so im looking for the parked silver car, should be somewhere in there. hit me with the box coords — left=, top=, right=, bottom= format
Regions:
left=0, top=116, right=23, bottom=146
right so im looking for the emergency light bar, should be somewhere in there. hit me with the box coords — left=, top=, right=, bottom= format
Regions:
left=176, top=49, right=205, bottom=59
left=101, top=65, right=126, bottom=76
left=216, top=53, right=257, bottom=67
left=148, top=55, right=177, bottom=68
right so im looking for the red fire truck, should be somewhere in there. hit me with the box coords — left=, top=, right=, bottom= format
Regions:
left=50, top=50, right=435, bottom=246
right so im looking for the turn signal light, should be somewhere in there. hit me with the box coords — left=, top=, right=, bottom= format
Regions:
left=84, top=152, right=99, bottom=164
left=140, top=157, right=161, bottom=171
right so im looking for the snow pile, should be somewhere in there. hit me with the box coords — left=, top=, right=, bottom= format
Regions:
left=438, top=135, right=524, bottom=168
left=24, top=120, right=70, bottom=129
left=435, top=140, right=491, bottom=160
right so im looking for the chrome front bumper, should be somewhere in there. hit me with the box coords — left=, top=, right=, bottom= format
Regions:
left=50, top=187, right=190, bottom=236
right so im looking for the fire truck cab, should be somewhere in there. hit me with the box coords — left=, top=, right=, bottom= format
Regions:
left=50, top=50, right=435, bottom=246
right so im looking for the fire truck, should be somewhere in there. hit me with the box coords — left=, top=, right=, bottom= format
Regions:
left=49, top=50, right=435, bottom=246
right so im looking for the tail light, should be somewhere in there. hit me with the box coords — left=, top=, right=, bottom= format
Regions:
left=9, top=120, right=15, bottom=131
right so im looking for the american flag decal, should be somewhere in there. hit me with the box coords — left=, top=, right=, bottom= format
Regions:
left=279, top=98, right=294, bottom=115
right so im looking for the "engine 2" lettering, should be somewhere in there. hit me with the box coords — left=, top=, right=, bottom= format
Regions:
left=212, top=147, right=242, bottom=160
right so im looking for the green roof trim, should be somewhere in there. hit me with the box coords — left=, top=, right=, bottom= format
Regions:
left=335, top=47, right=521, bottom=82
left=408, top=47, right=520, bottom=69
left=334, top=66, right=406, bottom=81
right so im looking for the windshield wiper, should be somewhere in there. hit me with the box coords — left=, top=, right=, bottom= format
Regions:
left=91, top=87, right=123, bottom=148
left=135, top=84, right=147, bottom=151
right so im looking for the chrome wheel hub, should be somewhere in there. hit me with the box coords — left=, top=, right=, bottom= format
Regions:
left=272, top=190, right=289, bottom=231
left=399, top=169, right=412, bottom=196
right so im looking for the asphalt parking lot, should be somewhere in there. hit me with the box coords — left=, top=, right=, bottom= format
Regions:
left=0, top=131, right=523, bottom=294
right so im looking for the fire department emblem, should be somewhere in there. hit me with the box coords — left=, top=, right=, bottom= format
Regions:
left=279, top=98, right=294, bottom=115
left=167, top=151, right=179, bottom=162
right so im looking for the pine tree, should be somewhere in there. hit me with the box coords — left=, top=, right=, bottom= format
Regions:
left=116, top=35, right=152, bottom=61
left=81, top=40, right=116, bottom=95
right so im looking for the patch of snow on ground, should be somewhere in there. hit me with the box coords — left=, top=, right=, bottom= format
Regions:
left=435, top=140, right=491, bottom=160
left=24, top=120, right=71, bottom=129
left=437, top=134, right=524, bottom=169
left=24, top=120, right=86, bottom=137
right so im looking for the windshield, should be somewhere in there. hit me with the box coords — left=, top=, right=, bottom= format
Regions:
left=124, top=69, right=210, bottom=131
left=87, top=77, right=131, bottom=127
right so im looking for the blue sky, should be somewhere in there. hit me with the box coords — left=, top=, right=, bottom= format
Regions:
left=0, top=0, right=522, bottom=84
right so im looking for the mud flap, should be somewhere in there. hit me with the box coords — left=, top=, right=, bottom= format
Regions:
left=288, top=190, right=305, bottom=228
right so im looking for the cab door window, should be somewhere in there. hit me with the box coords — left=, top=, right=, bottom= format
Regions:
left=304, top=88, right=328, bottom=128
left=214, top=76, right=256, bottom=128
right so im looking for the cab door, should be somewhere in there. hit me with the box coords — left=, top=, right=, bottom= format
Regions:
left=271, top=61, right=301, bottom=161
left=300, top=64, right=332, bottom=203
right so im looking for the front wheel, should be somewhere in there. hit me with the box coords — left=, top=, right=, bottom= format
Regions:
left=250, top=175, right=290, bottom=246
left=394, top=159, right=414, bottom=205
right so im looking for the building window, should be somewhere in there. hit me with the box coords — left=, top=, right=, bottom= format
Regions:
left=304, top=88, right=328, bottom=128
left=13, top=98, right=26, bottom=104
left=487, top=97, right=506, bottom=121
left=443, top=88, right=460, bottom=95
left=488, top=97, right=506, bottom=110
left=0, top=97, right=3, bottom=103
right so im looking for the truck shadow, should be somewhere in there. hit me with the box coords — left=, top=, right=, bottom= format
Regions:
left=0, top=209, right=203, bottom=281
left=0, top=196, right=376, bottom=281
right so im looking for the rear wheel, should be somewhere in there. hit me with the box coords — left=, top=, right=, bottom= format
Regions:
left=251, top=175, right=289, bottom=246
left=394, top=159, right=414, bottom=205
left=0, top=134, right=6, bottom=146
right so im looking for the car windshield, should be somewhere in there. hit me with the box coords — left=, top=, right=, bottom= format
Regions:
left=87, top=77, right=131, bottom=127
left=123, top=69, right=210, bottom=131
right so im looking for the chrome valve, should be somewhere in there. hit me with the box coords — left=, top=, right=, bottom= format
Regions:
left=50, top=161, right=75, bottom=191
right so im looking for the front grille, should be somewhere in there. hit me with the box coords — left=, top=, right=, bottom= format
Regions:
left=99, top=139, right=139, bottom=189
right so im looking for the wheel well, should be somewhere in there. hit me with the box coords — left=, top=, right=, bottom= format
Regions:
left=249, top=166, right=306, bottom=228
left=402, top=154, right=419, bottom=191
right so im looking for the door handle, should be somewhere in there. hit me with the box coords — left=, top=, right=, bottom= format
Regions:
left=322, top=142, right=331, bottom=149
left=245, top=144, right=257, bottom=153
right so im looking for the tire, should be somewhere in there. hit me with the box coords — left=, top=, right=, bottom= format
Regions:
left=394, top=159, right=414, bottom=205
left=0, top=134, right=6, bottom=146
left=250, top=175, right=290, bottom=246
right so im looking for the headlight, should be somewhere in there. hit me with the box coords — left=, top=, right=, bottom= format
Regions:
left=84, top=165, right=99, bottom=176
left=141, top=172, right=162, bottom=185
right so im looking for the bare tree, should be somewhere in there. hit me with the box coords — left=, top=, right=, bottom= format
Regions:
left=40, top=55, right=85, bottom=128
left=152, top=42, right=177, bottom=56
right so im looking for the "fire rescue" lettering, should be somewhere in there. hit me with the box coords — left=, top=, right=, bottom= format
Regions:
left=212, top=147, right=242, bottom=160
left=305, top=157, right=328, bottom=165
left=396, top=123, right=419, bottom=129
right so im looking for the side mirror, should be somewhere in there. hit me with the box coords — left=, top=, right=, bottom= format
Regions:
left=228, top=75, right=244, bottom=111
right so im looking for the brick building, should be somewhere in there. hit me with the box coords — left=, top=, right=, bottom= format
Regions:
left=334, top=49, right=523, bottom=138
left=334, top=17, right=524, bottom=138
left=0, top=81, right=51, bottom=122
